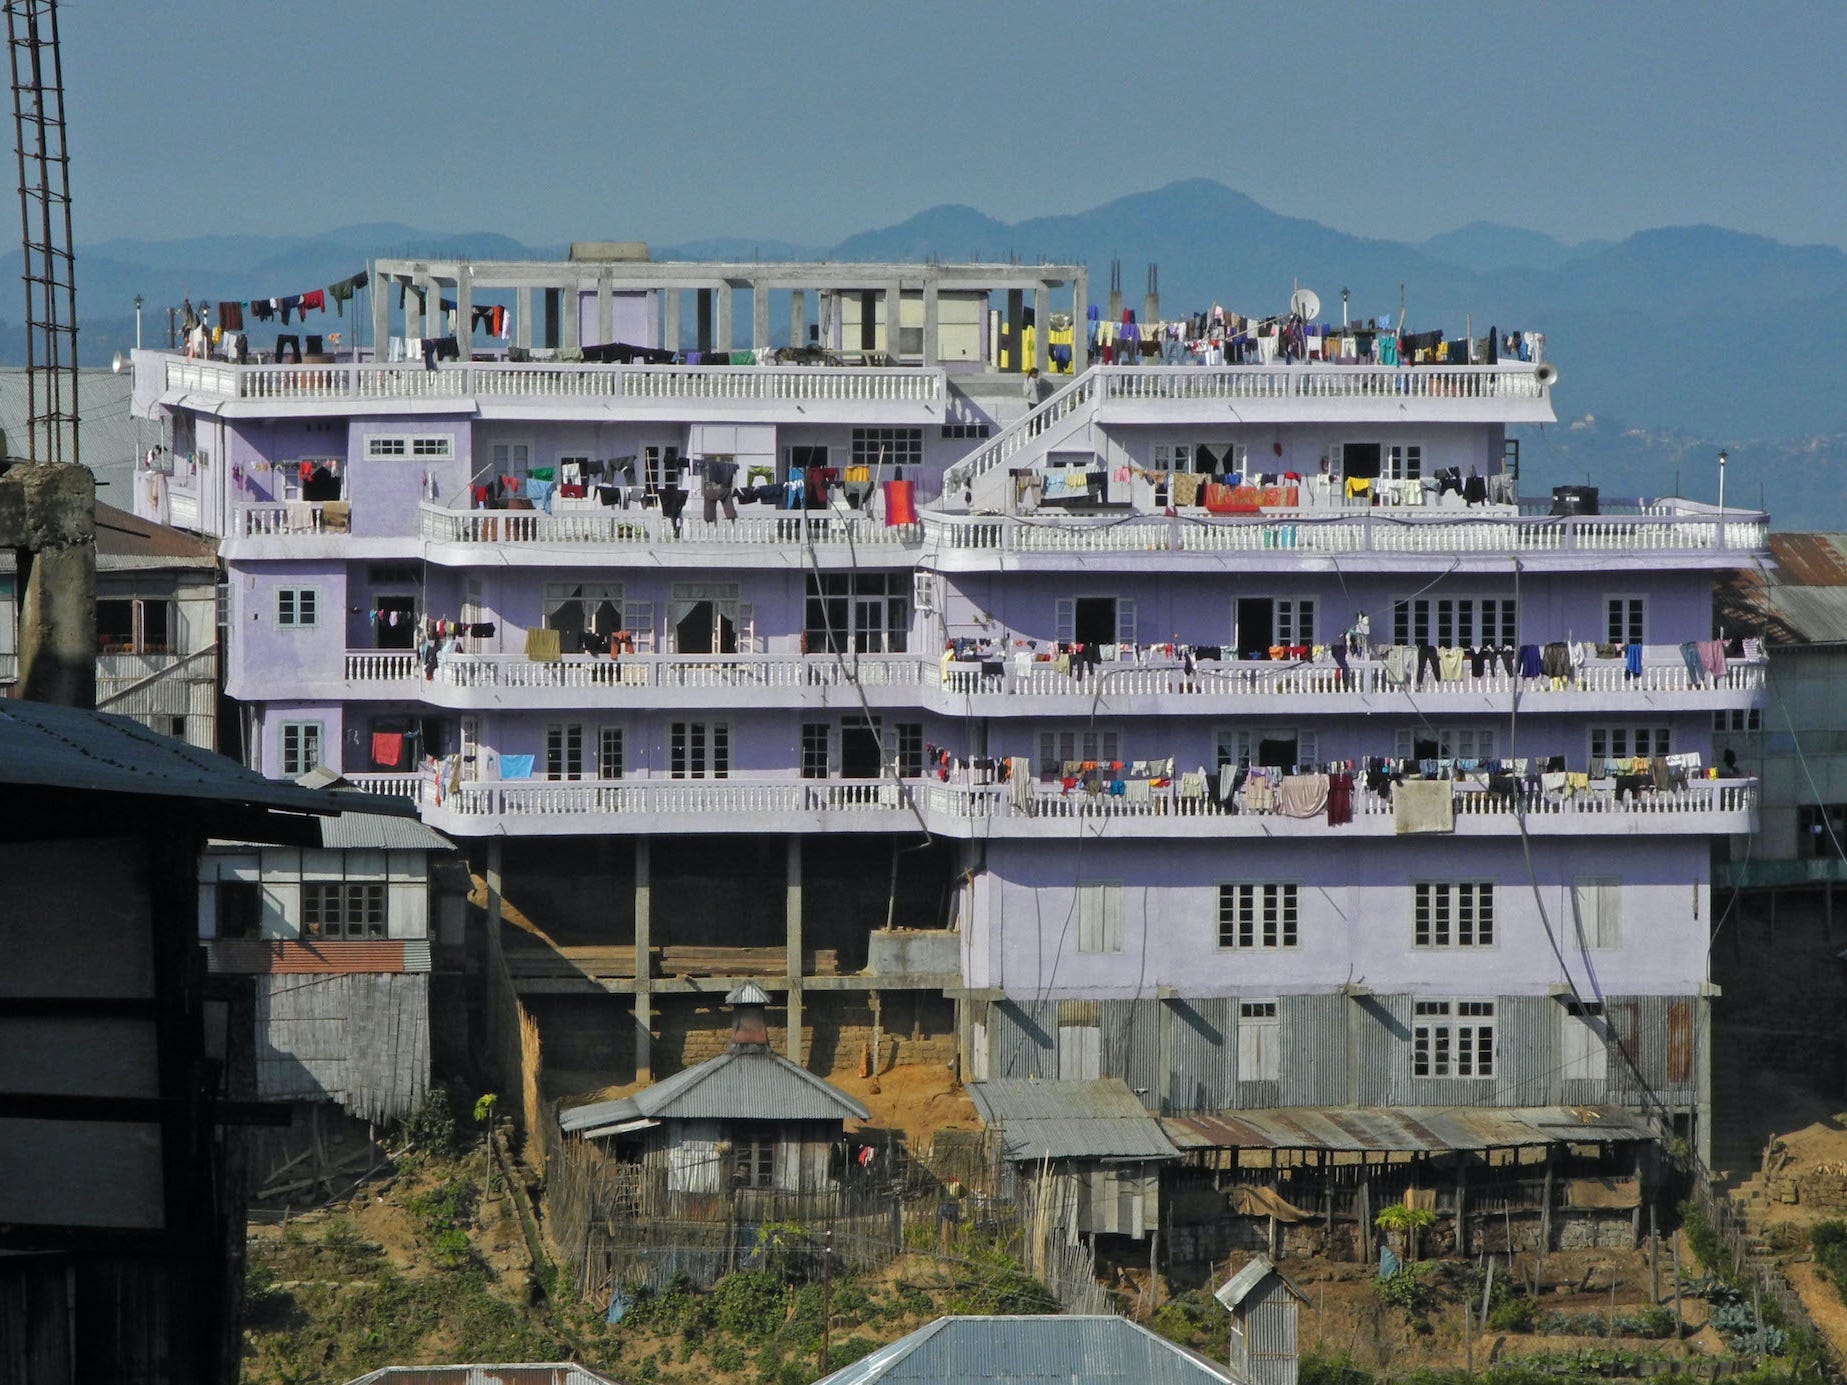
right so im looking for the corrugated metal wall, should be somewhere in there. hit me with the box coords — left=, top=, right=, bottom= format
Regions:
left=1495, top=995, right=1555, bottom=1107
left=1102, top=998, right=1163, bottom=1110
left=1168, top=997, right=1234, bottom=1113
left=1243, top=1277, right=1302, bottom=1385
left=1280, top=993, right=1346, bottom=1106
left=991, top=998, right=1055, bottom=1079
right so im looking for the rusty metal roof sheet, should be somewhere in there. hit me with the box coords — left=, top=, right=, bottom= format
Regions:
left=1162, top=1105, right=1654, bottom=1154
left=1717, top=533, right=1847, bottom=644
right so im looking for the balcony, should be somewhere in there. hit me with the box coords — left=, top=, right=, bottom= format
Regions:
left=919, top=505, right=1768, bottom=568
left=417, top=502, right=920, bottom=554
left=343, top=772, right=1756, bottom=841
left=332, top=643, right=1765, bottom=715
left=153, top=355, right=945, bottom=416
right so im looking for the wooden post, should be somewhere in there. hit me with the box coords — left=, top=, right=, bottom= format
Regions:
left=1456, top=1159, right=1470, bottom=1258
left=1671, top=1232, right=1685, bottom=1337
left=1539, top=1147, right=1555, bottom=1270
left=1463, top=1300, right=1474, bottom=1374
left=1359, top=1169, right=1373, bottom=1266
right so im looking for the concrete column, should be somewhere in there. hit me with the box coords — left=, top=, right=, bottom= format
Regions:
left=421, top=277, right=441, bottom=340
left=884, top=281, right=902, bottom=361
left=454, top=272, right=473, bottom=360
left=789, top=289, right=806, bottom=350
left=714, top=283, right=733, bottom=355
left=921, top=279, right=940, bottom=366
left=1070, top=272, right=1088, bottom=374
left=515, top=287, right=532, bottom=350
left=696, top=289, right=713, bottom=353
left=634, top=838, right=653, bottom=1083
left=751, top=278, right=770, bottom=351
left=1004, top=289, right=1024, bottom=371
left=562, top=277, right=580, bottom=349
left=785, top=836, right=803, bottom=1063
left=371, top=271, right=391, bottom=360
left=1033, top=286, right=1051, bottom=374
left=2, top=463, right=96, bottom=708
left=662, top=287, right=680, bottom=354
left=596, top=272, right=612, bottom=347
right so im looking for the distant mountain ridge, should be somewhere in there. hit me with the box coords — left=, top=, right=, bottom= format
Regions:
left=17, top=179, right=1847, bottom=447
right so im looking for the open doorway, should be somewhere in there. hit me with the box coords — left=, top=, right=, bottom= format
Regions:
left=374, top=595, right=416, bottom=649
left=670, top=583, right=742, bottom=654
left=840, top=717, right=885, bottom=779
left=1234, top=598, right=1274, bottom=659
left=1342, top=443, right=1382, bottom=481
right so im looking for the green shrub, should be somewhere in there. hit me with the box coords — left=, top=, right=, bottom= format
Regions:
left=1372, top=1265, right=1436, bottom=1319
left=1487, top=1295, right=1537, bottom=1332
left=402, top=1088, right=462, bottom=1155
left=1299, top=1351, right=1374, bottom=1385
left=711, top=1269, right=787, bottom=1341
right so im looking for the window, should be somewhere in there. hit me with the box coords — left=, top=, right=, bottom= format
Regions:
left=1413, top=1000, right=1496, bottom=1078
left=216, top=881, right=261, bottom=939
left=545, top=723, right=585, bottom=781
left=670, top=721, right=730, bottom=779
left=1239, top=1001, right=1280, bottom=1082
left=801, top=723, right=830, bottom=779
left=1414, top=883, right=1495, bottom=947
left=1216, top=728, right=1317, bottom=772
left=544, top=581, right=625, bottom=640
left=941, top=422, right=992, bottom=440
left=850, top=427, right=923, bottom=470
left=1218, top=885, right=1299, bottom=949
left=732, top=1135, right=775, bottom=1189
left=895, top=722, right=924, bottom=779
left=597, top=727, right=624, bottom=781
left=491, top=441, right=531, bottom=475
left=1570, top=878, right=1620, bottom=948
left=1393, top=597, right=1517, bottom=647
left=276, top=587, right=319, bottom=629
left=1560, top=1000, right=1608, bottom=1081
left=1038, top=728, right=1120, bottom=777
left=806, top=572, right=910, bottom=653
left=1714, top=708, right=1762, bottom=732
left=95, top=597, right=177, bottom=654
left=367, top=433, right=453, bottom=460
left=1056, top=595, right=1136, bottom=647
left=1395, top=727, right=1498, bottom=762
left=279, top=721, right=323, bottom=776
left=670, top=582, right=747, bottom=655
left=1798, top=805, right=1847, bottom=859
left=1384, top=444, right=1424, bottom=480
left=1606, top=597, right=1646, bottom=646
left=302, top=882, right=386, bottom=939
left=1076, top=882, right=1122, bottom=954
left=1589, top=725, right=1671, bottom=761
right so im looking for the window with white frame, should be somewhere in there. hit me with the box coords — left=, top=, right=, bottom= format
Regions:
left=1412, top=999, right=1496, bottom=1078
left=1393, top=597, right=1517, bottom=647
left=279, top=721, right=322, bottom=776
left=597, top=727, right=624, bottom=780
left=670, top=721, right=730, bottom=779
left=1560, top=999, right=1608, bottom=1081
left=800, top=723, right=830, bottom=780
left=95, top=596, right=177, bottom=654
left=367, top=434, right=454, bottom=460
left=302, top=882, right=386, bottom=939
left=276, top=587, right=319, bottom=629
left=1216, top=728, right=1318, bottom=772
left=1076, top=882, right=1123, bottom=954
left=1606, top=596, right=1647, bottom=645
left=1413, top=882, right=1495, bottom=947
left=1384, top=443, right=1425, bottom=480
left=1394, top=727, right=1498, bottom=761
left=1038, top=728, right=1120, bottom=776
left=1589, top=725, right=1671, bottom=761
left=851, top=428, right=923, bottom=470
left=1218, top=884, right=1299, bottom=949
left=1238, top=1000, right=1281, bottom=1082
left=806, top=572, right=910, bottom=653
left=545, top=723, right=585, bottom=781
left=544, top=581, right=625, bottom=638
left=1570, top=878, right=1621, bottom=949
left=1054, top=596, right=1137, bottom=647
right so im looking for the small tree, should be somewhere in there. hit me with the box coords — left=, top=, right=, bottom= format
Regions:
left=474, top=1092, right=499, bottom=1189
left=1375, top=1203, right=1437, bottom=1261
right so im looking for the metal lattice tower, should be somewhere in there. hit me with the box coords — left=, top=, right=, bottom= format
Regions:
left=7, top=0, right=77, bottom=468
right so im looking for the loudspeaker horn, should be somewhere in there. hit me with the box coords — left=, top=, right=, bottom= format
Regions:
left=1533, top=363, right=1559, bottom=387
left=111, top=351, right=127, bottom=374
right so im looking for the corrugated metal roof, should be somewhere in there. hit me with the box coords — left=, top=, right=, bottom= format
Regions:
left=1717, top=533, right=1847, bottom=645
left=315, top=804, right=456, bottom=851
left=813, top=1315, right=1235, bottom=1385
left=92, top=499, right=217, bottom=561
left=969, top=1078, right=1182, bottom=1163
left=1163, top=1104, right=1655, bottom=1154
left=0, top=697, right=403, bottom=819
left=342, top=1366, right=622, bottom=1385
left=561, top=1046, right=868, bottom=1131
left=0, top=367, right=137, bottom=494
left=1215, top=1254, right=1308, bottom=1311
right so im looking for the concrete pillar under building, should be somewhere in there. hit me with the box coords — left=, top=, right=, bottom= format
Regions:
left=371, top=271, right=390, bottom=359
left=454, top=272, right=474, bottom=359
left=714, top=283, right=733, bottom=355
left=634, top=837, right=653, bottom=1082
left=1, top=462, right=96, bottom=708
left=884, top=281, right=903, bottom=361
left=562, top=278, right=580, bottom=349
left=921, top=280, right=940, bottom=366
left=785, top=837, right=803, bottom=1063
left=515, top=286, right=532, bottom=350
left=789, top=289, right=806, bottom=350
left=751, top=279, right=770, bottom=351
left=663, top=287, right=681, bottom=354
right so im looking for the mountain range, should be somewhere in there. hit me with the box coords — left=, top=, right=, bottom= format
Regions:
left=6, top=179, right=1841, bottom=519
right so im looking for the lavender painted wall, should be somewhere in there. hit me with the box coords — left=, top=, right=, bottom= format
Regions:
left=577, top=290, right=659, bottom=349
left=966, top=836, right=1711, bottom=998
left=344, top=418, right=471, bottom=535
left=228, top=559, right=348, bottom=695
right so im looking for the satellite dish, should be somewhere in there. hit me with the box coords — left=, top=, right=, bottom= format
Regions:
left=1290, top=288, right=1321, bottom=322
left=111, top=351, right=127, bottom=374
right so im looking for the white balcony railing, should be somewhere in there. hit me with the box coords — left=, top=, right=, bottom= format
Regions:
left=338, top=644, right=1766, bottom=703
left=417, top=502, right=920, bottom=548
left=923, top=510, right=1768, bottom=556
left=161, top=356, right=944, bottom=406
left=340, top=770, right=1756, bottom=836
left=1098, top=364, right=1549, bottom=405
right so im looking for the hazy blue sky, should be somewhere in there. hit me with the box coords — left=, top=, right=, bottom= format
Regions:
left=63, top=1, right=1847, bottom=249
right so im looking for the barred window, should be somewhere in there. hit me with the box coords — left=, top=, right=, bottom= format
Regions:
left=302, top=882, right=386, bottom=939
left=1218, top=884, right=1299, bottom=949
left=851, top=427, right=923, bottom=469
left=1413, top=1000, right=1496, bottom=1078
left=1414, top=883, right=1495, bottom=947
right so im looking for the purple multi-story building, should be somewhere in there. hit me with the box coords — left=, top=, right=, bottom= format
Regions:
left=132, top=249, right=1764, bottom=1159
